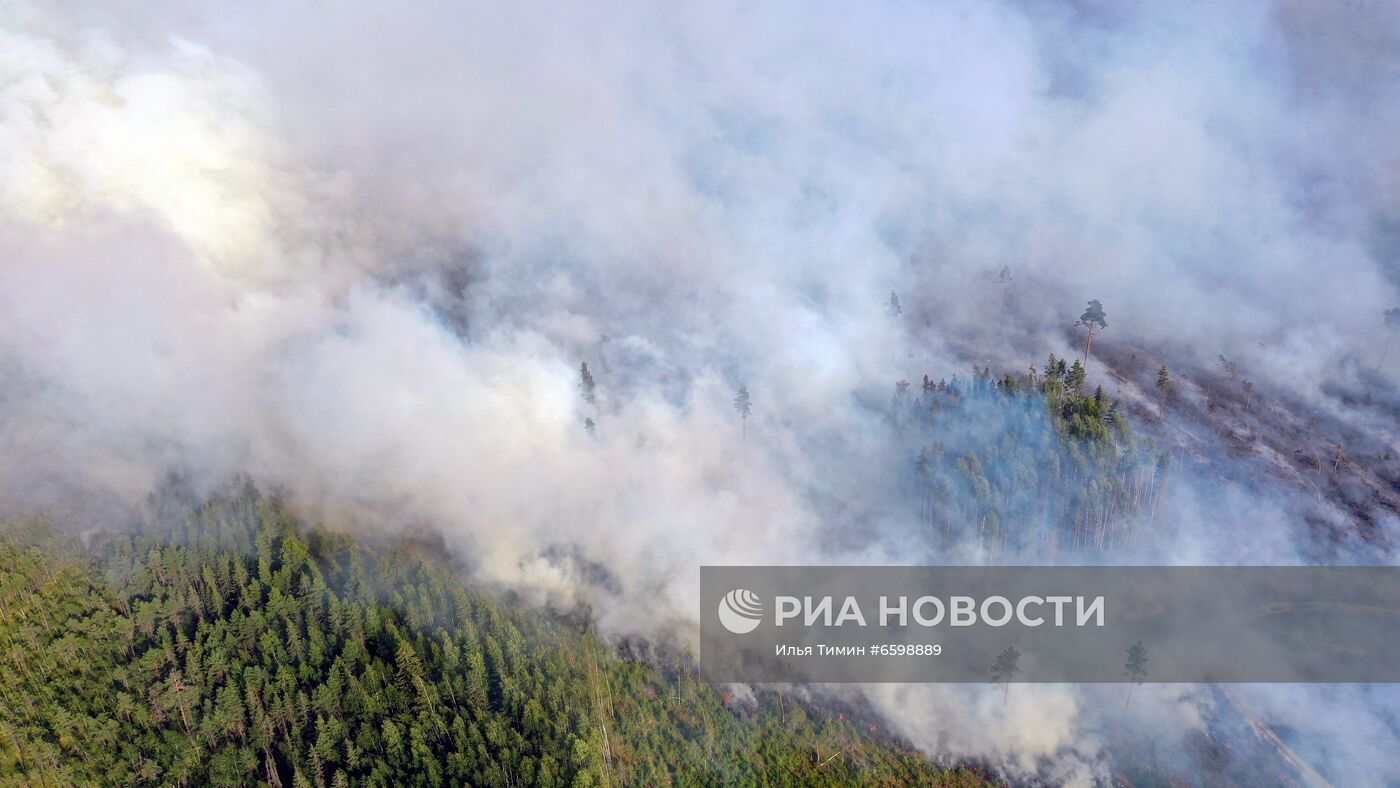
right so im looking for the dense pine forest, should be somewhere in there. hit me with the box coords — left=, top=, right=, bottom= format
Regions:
left=0, top=359, right=1172, bottom=785
left=902, top=356, right=1169, bottom=559
left=0, top=486, right=992, bottom=787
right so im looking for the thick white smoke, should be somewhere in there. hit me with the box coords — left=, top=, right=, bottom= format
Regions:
left=2, top=1, right=1398, bottom=783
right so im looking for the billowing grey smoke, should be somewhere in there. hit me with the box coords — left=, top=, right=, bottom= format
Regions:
left=2, top=0, right=1398, bottom=783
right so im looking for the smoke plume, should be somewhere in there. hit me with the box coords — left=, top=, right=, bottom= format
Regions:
left=2, top=0, right=1398, bottom=782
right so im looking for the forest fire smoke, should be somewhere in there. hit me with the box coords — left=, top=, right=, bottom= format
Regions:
left=2, top=1, right=1399, bottom=783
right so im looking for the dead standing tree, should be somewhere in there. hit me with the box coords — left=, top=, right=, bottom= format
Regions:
left=1378, top=308, right=1400, bottom=372
left=998, top=266, right=1013, bottom=315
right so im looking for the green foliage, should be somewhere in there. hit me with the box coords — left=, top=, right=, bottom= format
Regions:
left=909, top=358, right=1168, bottom=554
left=1078, top=300, right=1106, bottom=331
left=0, top=491, right=988, bottom=787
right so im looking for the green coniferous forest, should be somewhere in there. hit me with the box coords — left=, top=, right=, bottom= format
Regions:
left=907, top=358, right=1169, bottom=557
left=0, top=487, right=993, bottom=787
left=7, top=3, right=1399, bottom=783
left=0, top=361, right=1171, bottom=786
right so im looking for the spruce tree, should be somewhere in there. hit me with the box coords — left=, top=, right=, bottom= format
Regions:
left=733, top=385, right=752, bottom=444
left=1124, top=641, right=1149, bottom=711
left=579, top=363, right=596, bottom=406
left=887, top=291, right=903, bottom=317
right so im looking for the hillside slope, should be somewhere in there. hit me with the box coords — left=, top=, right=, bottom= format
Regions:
left=0, top=489, right=989, bottom=787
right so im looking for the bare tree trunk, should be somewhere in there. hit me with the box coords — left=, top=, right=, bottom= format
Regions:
left=1000, top=285, right=1009, bottom=338
left=264, top=748, right=283, bottom=788
left=588, top=649, right=615, bottom=787
left=816, top=742, right=854, bottom=771
left=8, top=729, right=23, bottom=773
left=1083, top=325, right=1094, bottom=366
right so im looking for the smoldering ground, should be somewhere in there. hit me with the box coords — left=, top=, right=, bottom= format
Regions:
left=2, top=0, right=1399, bottom=783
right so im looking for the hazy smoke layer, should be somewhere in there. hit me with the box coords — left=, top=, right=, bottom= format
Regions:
left=2, top=1, right=1398, bottom=783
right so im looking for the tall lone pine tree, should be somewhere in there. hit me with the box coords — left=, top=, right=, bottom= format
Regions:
left=1077, top=300, right=1107, bottom=367
left=990, top=647, right=1021, bottom=705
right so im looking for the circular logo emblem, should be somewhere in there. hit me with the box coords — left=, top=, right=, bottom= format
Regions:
left=718, top=588, right=763, bottom=634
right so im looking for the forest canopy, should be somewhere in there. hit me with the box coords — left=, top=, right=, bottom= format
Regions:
left=0, top=487, right=989, bottom=787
